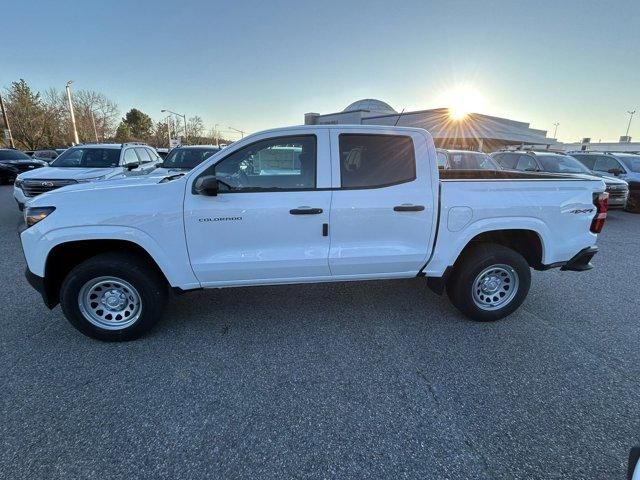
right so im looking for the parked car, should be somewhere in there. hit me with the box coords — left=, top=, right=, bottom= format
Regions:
left=568, top=151, right=640, bottom=212
left=629, top=447, right=640, bottom=480
left=32, top=149, right=61, bottom=163
left=0, top=162, right=19, bottom=184
left=436, top=149, right=501, bottom=170
left=19, top=125, right=607, bottom=341
left=13, top=143, right=162, bottom=210
left=0, top=149, right=47, bottom=184
left=155, top=145, right=220, bottom=174
left=156, top=148, right=169, bottom=159
left=492, top=150, right=629, bottom=208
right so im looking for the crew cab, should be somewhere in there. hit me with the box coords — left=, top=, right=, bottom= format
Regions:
left=19, top=125, right=607, bottom=341
left=13, top=143, right=161, bottom=210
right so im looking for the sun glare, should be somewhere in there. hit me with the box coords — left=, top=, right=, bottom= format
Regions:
left=438, top=85, right=486, bottom=121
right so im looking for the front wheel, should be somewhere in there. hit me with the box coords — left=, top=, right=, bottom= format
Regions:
left=60, top=253, right=167, bottom=341
left=446, top=243, right=531, bottom=322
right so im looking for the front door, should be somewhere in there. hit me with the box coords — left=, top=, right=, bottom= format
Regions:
left=184, top=131, right=332, bottom=286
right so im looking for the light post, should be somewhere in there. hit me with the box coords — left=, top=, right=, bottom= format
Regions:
left=90, top=110, right=99, bottom=142
left=214, top=123, right=220, bottom=147
left=553, top=122, right=559, bottom=139
left=163, top=115, right=172, bottom=148
left=228, top=126, right=245, bottom=138
left=0, top=92, right=15, bottom=148
left=626, top=110, right=636, bottom=138
left=65, top=81, right=80, bottom=145
left=161, top=109, right=188, bottom=143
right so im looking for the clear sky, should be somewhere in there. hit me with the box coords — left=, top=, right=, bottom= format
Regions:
left=1, top=0, right=638, bottom=142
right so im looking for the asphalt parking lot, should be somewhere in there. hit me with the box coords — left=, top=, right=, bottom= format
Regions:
left=1, top=184, right=639, bottom=480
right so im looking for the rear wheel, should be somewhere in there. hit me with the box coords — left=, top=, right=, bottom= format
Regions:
left=447, top=243, right=531, bottom=322
left=60, top=253, right=167, bottom=341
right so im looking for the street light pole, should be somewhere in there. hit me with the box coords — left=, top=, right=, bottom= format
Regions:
left=65, top=81, right=80, bottom=145
left=161, top=109, right=188, bottom=143
left=214, top=123, right=220, bottom=147
left=0, top=92, right=15, bottom=148
left=163, top=115, right=172, bottom=148
left=626, top=110, right=636, bottom=137
left=90, top=110, right=99, bottom=143
left=552, top=122, right=559, bottom=139
left=228, top=126, right=245, bottom=138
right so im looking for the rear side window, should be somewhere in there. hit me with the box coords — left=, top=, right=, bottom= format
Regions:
left=515, top=155, right=538, bottom=171
left=135, top=148, right=153, bottom=163
left=339, top=134, right=415, bottom=188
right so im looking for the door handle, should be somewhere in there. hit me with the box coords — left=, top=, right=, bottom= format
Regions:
left=290, top=207, right=323, bottom=215
left=393, top=204, right=425, bottom=212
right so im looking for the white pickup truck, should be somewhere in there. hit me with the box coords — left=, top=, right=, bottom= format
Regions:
left=19, top=125, right=608, bottom=341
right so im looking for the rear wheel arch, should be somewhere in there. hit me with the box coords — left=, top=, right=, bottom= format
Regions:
left=460, top=228, right=544, bottom=270
left=44, top=239, right=169, bottom=307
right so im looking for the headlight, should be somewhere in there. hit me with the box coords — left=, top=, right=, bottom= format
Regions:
left=24, top=206, right=56, bottom=227
left=14, top=178, right=23, bottom=188
left=77, top=175, right=106, bottom=183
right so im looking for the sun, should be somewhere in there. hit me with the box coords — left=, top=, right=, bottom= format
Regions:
left=438, top=85, right=486, bottom=120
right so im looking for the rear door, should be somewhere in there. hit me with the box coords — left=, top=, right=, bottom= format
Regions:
left=184, top=129, right=333, bottom=285
left=328, top=128, right=437, bottom=276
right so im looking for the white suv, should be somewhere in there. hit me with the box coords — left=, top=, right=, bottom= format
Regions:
left=14, top=143, right=161, bottom=210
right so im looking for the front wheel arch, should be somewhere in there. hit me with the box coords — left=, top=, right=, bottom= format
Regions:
left=44, top=239, right=169, bottom=308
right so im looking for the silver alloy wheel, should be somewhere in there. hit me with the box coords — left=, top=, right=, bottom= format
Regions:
left=78, top=276, right=142, bottom=330
left=471, top=264, right=519, bottom=311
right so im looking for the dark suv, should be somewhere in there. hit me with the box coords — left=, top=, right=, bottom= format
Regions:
left=568, top=152, right=640, bottom=212
left=492, top=150, right=630, bottom=209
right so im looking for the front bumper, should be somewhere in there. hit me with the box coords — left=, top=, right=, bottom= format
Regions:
left=13, top=185, right=27, bottom=211
left=24, top=268, right=56, bottom=309
left=560, top=246, right=599, bottom=272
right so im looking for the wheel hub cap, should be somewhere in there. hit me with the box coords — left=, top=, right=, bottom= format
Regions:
left=472, top=264, right=520, bottom=311
left=78, top=277, right=142, bottom=330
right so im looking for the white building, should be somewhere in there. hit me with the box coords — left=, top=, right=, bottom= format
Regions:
left=305, top=99, right=556, bottom=152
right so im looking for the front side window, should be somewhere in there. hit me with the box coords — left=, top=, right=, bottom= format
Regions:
left=51, top=148, right=120, bottom=168
left=339, top=134, right=415, bottom=188
left=165, top=148, right=220, bottom=169
left=123, top=149, right=139, bottom=165
left=135, top=148, right=151, bottom=163
left=536, top=155, right=592, bottom=174
left=515, top=155, right=539, bottom=171
left=212, top=135, right=316, bottom=191
left=448, top=152, right=499, bottom=170
left=493, top=153, right=518, bottom=169
left=570, top=154, right=596, bottom=170
left=593, top=155, right=622, bottom=173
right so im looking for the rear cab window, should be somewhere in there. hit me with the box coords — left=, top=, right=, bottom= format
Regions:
left=338, top=134, right=416, bottom=188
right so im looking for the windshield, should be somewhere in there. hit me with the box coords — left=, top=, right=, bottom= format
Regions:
left=536, top=154, right=592, bottom=174
left=448, top=152, right=500, bottom=170
left=617, top=155, right=640, bottom=173
left=0, top=150, right=32, bottom=161
left=50, top=147, right=120, bottom=168
left=163, top=147, right=220, bottom=169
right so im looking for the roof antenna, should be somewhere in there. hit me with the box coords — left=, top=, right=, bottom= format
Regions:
left=393, top=108, right=406, bottom=127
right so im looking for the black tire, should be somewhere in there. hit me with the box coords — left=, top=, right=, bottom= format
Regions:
left=60, top=252, right=167, bottom=341
left=629, top=447, right=640, bottom=480
left=446, top=243, right=531, bottom=322
left=625, top=195, right=640, bottom=213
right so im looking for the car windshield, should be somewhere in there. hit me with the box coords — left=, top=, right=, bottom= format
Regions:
left=0, top=150, right=32, bottom=161
left=448, top=152, right=500, bottom=170
left=616, top=155, right=640, bottom=173
left=163, top=147, right=220, bottom=169
left=50, top=148, right=120, bottom=168
left=536, top=154, right=592, bottom=174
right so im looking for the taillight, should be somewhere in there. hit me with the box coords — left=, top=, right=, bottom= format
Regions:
left=590, top=192, right=609, bottom=233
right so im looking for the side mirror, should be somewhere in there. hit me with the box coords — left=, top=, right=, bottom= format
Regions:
left=607, top=168, right=622, bottom=176
left=123, top=159, right=140, bottom=170
left=194, top=175, right=219, bottom=196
